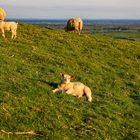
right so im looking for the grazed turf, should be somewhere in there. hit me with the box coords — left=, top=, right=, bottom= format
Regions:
left=0, top=23, right=140, bottom=139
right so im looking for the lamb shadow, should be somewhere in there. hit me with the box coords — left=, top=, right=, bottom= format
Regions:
left=46, top=82, right=58, bottom=88
left=27, top=78, right=58, bottom=89
left=39, top=80, right=58, bottom=88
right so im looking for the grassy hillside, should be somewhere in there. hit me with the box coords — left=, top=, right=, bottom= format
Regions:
left=0, top=23, right=140, bottom=140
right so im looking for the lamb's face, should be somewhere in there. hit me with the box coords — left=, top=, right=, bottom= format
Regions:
left=61, top=74, right=71, bottom=83
left=61, top=73, right=76, bottom=84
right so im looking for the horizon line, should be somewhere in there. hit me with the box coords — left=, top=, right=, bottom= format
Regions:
left=6, top=18, right=140, bottom=20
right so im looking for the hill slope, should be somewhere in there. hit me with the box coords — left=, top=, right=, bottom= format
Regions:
left=0, top=23, right=140, bottom=139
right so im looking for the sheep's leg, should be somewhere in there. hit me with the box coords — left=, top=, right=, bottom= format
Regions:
left=77, top=29, right=81, bottom=35
left=78, top=30, right=81, bottom=35
left=14, top=31, right=17, bottom=39
left=13, top=30, right=17, bottom=39
left=75, top=29, right=80, bottom=35
left=11, top=30, right=16, bottom=39
left=1, top=29, right=5, bottom=38
left=78, top=22, right=81, bottom=35
left=11, top=30, right=14, bottom=39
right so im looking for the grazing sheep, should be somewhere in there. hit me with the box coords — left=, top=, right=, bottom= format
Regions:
left=0, top=21, right=18, bottom=39
left=0, top=8, right=7, bottom=20
left=65, top=17, right=83, bottom=35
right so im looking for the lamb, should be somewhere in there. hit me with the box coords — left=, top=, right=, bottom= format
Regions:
left=0, top=21, right=18, bottom=39
left=65, top=17, right=83, bottom=35
left=52, top=73, right=92, bottom=102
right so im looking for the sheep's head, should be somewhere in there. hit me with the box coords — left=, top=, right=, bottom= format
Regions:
left=65, top=18, right=75, bottom=31
left=0, top=8, right=6, bottom=20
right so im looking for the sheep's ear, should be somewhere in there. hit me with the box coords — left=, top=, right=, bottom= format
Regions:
left=60, top=73, right=64, bottom=77
left=71, top=75, right=76, bottom=79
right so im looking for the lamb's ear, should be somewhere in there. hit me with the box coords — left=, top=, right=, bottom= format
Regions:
left=71, top=75, right=76, bottom=79
left=60, top=73, right=64, bottom=77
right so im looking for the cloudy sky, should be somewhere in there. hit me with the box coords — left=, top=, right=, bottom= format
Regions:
left=0, top=0, right=140, bottom=19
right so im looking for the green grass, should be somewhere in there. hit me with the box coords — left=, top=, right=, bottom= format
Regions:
left=0, top=23, right=140, bottom=139
left=94, top=30, right=140, bottom=41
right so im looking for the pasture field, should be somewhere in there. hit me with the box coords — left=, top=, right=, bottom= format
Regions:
left=0, top=23, right=140, bottom=139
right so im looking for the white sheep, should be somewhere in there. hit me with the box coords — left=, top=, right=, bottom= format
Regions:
left=0, top=21, right=18, bottom=39
left=65, top=17, right=83, bottom=35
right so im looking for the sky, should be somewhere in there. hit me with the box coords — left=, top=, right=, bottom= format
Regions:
left=0, top=0, right=140, bottom=19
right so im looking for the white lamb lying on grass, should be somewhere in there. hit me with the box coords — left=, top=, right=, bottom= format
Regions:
left=0, top=21, right=18, bottom=39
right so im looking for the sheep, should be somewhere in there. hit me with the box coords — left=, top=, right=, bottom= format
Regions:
left=0, top=7, right=7, bottom=20
left=65, top=17, right=83, bottom=35
left=0, top=21, right=18, bottom=39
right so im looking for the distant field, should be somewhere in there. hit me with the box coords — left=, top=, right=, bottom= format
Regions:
left=84, top=20, right=140, bottom=41
left=0, top=23, right=140, bottom=139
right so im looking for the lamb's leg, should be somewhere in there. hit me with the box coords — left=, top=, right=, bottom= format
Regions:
left=84, top=87, right=92, bottom=102
left=77, top=95, right=82, bottom=98
left=66, top=89, right=73, bottom=95
left=52, top=88, right=60, bottom=93
left=66, top=90, right=79, bottom=97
